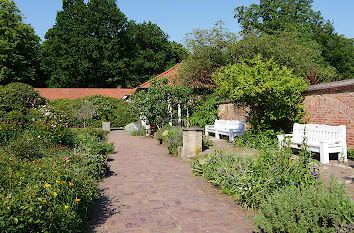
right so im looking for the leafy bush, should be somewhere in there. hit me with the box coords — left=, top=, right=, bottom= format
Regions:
left=132, top=78, right=192, bottom=130
left=0, top=83, right=47, bottom=113
left=348, top=150, right=354, bottom=161
left=233, top=129, right=279, bottom=150
left=7, top=133, right=44, bottom=160
left=253, top=178, right=354, bottom=233
left=50, top=95, right=137, bottom=128
left=192, top=146, right=320, bottom=208
left=188, top=93, right=223, bottom=128
left=202, top=136, right=213, bottom=150
left=0, top=128, right=112, bottom=232
left=216, top=55, right=308, bottom=132
left=155, top=126, right=183, bottom=156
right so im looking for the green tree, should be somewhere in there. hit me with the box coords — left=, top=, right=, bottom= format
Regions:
left=42, top=0, right=186, bottom=88
left=234, top=0, right=353, bottom=81
left=234, top=0, right=333, bottom=34
left=124, top=21, right=188, bottom=87
left=216, top=55, right=308, bottom=131
left=41, top=0, right=127, bottom=87
left=0, top=0, right=41, bottom=86
left=232, top=31, right=337, bottom=81
left=179, top=21, right=238, bottom=85
left=132, top=78, right=192, bottom=130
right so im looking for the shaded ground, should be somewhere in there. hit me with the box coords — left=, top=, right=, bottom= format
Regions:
left=90, top=131, right=253, bottom=233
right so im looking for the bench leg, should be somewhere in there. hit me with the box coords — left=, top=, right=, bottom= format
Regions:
left=215, top=131, right=220, bottom=139
left=319, top=142, right=329, bottom=164
left=229, top=131, right=235, bottom=143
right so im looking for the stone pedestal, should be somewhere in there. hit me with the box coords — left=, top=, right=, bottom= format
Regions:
left=102, top=122, right=110, bottom=132
left=182, top=128, right=203, bottom=161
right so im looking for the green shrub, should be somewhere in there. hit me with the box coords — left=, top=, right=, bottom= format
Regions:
left=156, top=126, right=183, bottom=155
left=192, top=146, right=320, bottom=208
left=216, top=55, right=308, bottom=132
left=233, top=129, right=279, bottom=150
left=0, top=127, right=112, bottom=232
left=188, top=94, right=222, bottom=128
left=253, top=178, right=354, bottom=233
left=202, top=136, right=213, bottom=150
left=0, top=83, right=46, bottom=113
left=7, top=134, right=44, bottom=160
left=348, top=150, right=354, bottom=160
left=50, top=95, right=137, bottom=128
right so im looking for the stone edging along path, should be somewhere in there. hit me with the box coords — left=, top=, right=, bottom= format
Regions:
left=90, top=130, right=253, bottom=232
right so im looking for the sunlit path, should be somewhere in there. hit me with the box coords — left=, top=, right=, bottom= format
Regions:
left=90, top=130, right=252, bottom=232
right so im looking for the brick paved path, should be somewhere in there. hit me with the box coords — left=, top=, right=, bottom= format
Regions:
left=90, top=130, right=252, bottom=233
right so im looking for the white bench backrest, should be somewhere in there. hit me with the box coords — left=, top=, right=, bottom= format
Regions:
left=227, top=121, right=244, bottom=130
left=293, top=123, right=346, bottom=142
left=214, top=120, right=244, bottom=130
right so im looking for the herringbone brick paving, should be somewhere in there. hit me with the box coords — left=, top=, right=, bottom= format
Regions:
left=90, top=130, right=252, bottom=232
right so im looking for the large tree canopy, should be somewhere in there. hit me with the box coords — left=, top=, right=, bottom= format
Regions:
left=41, top=0, right=127, bottom=87
left=234, top=0, right=353, bottom=81
left=0, top=0, right=41, bottom=86
left=123, top=21, right=188, bottom=87
left=234, top=0, right=333, bottom=34
left=41, top=0, right=186, bottom=88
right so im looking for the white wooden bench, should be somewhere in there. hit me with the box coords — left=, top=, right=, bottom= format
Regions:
left=277, top=123, right=347, bottom=164
left=205, top=120, right=245, bottom=142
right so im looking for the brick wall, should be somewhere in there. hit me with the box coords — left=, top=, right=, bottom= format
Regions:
left=303, top=79, right=354, bottom=149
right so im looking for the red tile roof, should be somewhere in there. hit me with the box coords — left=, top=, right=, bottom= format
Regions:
left=138, top=64, right=214, bottom=89
left=35, top=88, right=136, bottom=100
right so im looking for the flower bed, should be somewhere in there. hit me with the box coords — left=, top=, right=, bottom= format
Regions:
left=0, top=128, right=113, bottom=232
left=191, top=146, right=353, bottom=231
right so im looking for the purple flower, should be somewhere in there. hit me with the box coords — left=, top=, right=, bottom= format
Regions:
left=276, top=178, right=279, bottom=181
left=291, top=182, right=295, bottom=184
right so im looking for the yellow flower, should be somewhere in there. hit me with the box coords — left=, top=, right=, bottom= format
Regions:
left=61, top=181, right=67, bottom=184
left=44, top=184, right=51, bottom=189
left=56, top=180, right=61, bottom=184
left=66, top=160, right=70, bottom=163
left=53, top=192, right=58, bottom=197
left=69, top=183, right=74, bottom=187
left=64, top=205, right=69, bottom=209
left=42, top=199, right=47, bottom=203
left=74, top=198, right=81, bottom=202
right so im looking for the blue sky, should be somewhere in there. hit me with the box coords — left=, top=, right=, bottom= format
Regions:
left=14, top=0, right=354, bottom=44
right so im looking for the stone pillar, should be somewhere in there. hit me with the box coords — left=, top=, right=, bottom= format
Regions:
left=182, top=128, right=203, bottom=161
left=102, top=122, right=110, bottom=132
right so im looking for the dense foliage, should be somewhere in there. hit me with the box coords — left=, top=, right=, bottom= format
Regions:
left=41, top=0, right=186, bottom=88
left=188, top=93, right=223, bottom=128
left=234, top=0, right=353, bottom=81
left=0, top=0, right=41, bottom=86
left=0, top=83, right=114, bottom=232
left=50, top=95, right=137, bottom=128
left=192, top=146, right=320, bottom=208
left=253, top=178, right=353, bottom=232
left=132, top=78, right=192, bottom=130
left=155, top=126, right=183, bottom=156
left=232, top=31, right=337, bottom=82
left=216, top=55, right=308, bottom=132
left=179, top=21, right=237, bottom=85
